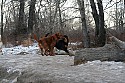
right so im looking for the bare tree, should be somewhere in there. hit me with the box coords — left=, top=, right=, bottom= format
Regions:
left=56, top=0, right=63, bottom=33
left=1, top=0, right=4, bottom=43
left=90, top=0, right=106, bottom=47
left=28, top=0, right=36, bottom=34
left=77, top=0, right=90, bottom=48
left=90, top=0, right=99, bottom=38
left=97, top=0, right=106, bottom=46
left=116, top=0, right=119, bottom=30
left=124, top=0, right=125, bottom=16
left=17, top=0, right=26, bottom=34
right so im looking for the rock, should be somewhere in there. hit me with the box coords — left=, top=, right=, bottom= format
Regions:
left=0, top=67, right=20, bottom=83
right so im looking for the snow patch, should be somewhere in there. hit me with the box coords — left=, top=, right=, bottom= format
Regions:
left=2, top=43, right=39, bottom=55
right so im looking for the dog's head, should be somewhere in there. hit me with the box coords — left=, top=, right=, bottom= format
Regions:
left=63, top=35, right=69, bottom=43
left=54, top=32, right=63, bottom=39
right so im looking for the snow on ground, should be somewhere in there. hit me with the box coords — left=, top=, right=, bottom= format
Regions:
left=1, top=43, right=69, bottom=55
left=0, top=43, right=125, bottom=83
left=1, top=43, right=39, bottom=55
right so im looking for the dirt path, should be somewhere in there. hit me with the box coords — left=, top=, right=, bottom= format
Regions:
left=0, top=54, right=125, bottom=83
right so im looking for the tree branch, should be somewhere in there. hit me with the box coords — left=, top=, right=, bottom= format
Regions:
left=104, top=0, right=122, bottom=10
left=62, top=17, right=80, bottom=23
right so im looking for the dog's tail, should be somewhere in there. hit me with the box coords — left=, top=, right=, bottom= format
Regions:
left=33, top=34, right=39, bottom=42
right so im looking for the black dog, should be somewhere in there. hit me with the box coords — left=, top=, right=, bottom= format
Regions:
left=55, top=35, right=69, bottom=54
left=45, top=33, right=69, bottom=54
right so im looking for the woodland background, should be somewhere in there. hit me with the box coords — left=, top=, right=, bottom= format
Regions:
left=0, top=0, right=125, bottom=48
left=0, top=1, right=125, bottom=82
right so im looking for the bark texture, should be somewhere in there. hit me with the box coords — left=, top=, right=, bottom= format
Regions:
left=28, top=0, right=36, bottom=34
left=77, top=0, right=90, bottom=48
left=74, top=43, right=125, bottom=65
left=109, top=36, right=125, bottom=49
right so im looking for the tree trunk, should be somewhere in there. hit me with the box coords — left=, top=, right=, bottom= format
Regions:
left=96, top=0, right=106, bottom=47
left=18, top=0, right=26, bottom=34
left=1, top=0, right=4, bottom=44
left=77, top=0, right=90, bottom=48
left=57, top=0, right=63, bottom=33
left=124, top=0, right=125, bottom=18
left=89, top=0, right=99, bottom=38
left=89, top=0, right=106, bottom=47
left=52, top=0, right=58, bottom=32
left=116, top=0, right=118, bottom=30
left=14, top=0, right=27, bottom=43
left=28, top=0, right=36, bottom=34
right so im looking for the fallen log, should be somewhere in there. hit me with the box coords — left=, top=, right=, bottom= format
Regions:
left=109, top=36, right=125, bottom=49
left=74, top=43, right=125, bottom=65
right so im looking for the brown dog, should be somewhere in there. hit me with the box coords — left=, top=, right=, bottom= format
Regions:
left=34, top=33, right=63, bottom=56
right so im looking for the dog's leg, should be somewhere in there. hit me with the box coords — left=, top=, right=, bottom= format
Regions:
left=49, top=41, right=57, bottom=56
left=40, top=48, right=44, bottom=56
left=38, top=43, right=44, bottom=56
left=44, top=49, right=50, bottom=56
left=63, top=45, right=69, bottom=53
left=49, top=46, right=55, bottom=56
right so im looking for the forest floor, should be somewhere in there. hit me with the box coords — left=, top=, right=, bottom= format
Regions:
left=0, top=44, right=125, bottom=83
